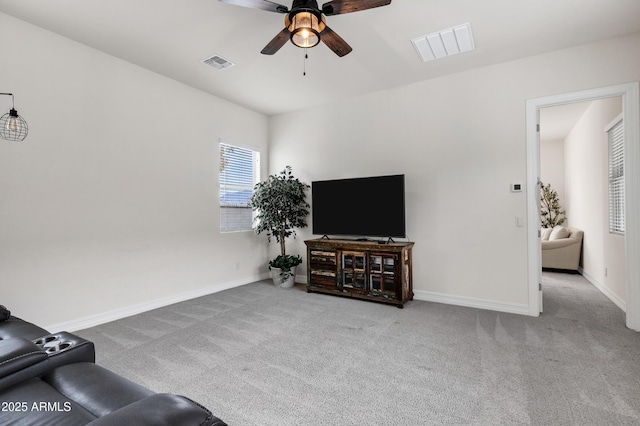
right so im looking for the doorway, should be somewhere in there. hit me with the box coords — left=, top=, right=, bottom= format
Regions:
left=539, top=98, right=625, bottom=312
left=525, top=83, right=640, bottom=331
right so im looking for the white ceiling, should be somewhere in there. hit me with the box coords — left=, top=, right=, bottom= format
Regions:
left=1, top=0, right=640, bottom=116
left=539, top=102, right=592, bottom=143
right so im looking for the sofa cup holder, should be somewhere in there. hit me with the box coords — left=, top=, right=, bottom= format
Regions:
left=33, top=334, right=77, bottom=356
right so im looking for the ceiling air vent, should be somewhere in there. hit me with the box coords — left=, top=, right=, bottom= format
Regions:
left=201, top=55, right=235, bottom=70
left=411, top=23, right=475, bottom=63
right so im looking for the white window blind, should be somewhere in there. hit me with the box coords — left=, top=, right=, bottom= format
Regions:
left=607, top=118, right=624, bottom=235
left=219, top=142, right=260, bottom=232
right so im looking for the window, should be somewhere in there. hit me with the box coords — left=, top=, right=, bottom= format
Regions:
left=607, top=115, right=624, bottom=235
left=219, top=142, right=260, bottom=232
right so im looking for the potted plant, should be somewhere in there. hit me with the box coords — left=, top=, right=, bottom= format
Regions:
left=250, top=166, right=310, bottom=287
left=540, top=181, right=567, bottom=228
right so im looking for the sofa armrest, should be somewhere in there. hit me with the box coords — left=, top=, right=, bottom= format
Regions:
left=44, top=362, right=153, bottom=417
left=541, top=238, right=581, bottom=250
left=85, top=393, right=227, bottom=426
left=0, top=337, right=48, bottom=379
left=0, top=333, right=95, bottom=392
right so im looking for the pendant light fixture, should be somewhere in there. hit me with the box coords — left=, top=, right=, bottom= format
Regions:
left=0, top=93, right=29, bottom=141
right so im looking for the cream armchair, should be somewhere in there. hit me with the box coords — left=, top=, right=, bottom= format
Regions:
left=541, top=226, right=583, bottom=271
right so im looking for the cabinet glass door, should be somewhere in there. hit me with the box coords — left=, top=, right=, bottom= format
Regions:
left=369, top=253, right=397, bottom=297
left=341, top=251, right=366, bottom=290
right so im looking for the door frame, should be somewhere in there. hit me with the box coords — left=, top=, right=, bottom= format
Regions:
left=525, top=82, right=640, bottom=331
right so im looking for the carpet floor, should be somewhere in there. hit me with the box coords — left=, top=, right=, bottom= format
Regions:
left=77, top=272, right=640, bottom=425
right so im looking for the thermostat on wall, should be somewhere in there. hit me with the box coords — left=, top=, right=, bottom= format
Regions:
left=511, top=183, right=523, bottom=192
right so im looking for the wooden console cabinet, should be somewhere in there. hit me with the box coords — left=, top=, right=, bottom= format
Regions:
left=305, top=239, right=414, bottom=308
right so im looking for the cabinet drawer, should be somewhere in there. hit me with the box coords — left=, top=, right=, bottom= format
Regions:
left=310, top=250, right=337, bottom=269
left=310, top=260, right=337, bottom=270
left=310, top=270, right=336, bottom=287
left=310, top=250, right=335, bottom=259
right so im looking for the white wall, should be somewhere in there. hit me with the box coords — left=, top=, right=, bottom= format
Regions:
left=269, top=32, right=640, bottom=312
left=540, top=139, right=566, bottom=211
left=2, top=11, right=639, bottom=325
left=564, top=98, right=625, bottom=305
left=0, top=13, right=269, bottom=329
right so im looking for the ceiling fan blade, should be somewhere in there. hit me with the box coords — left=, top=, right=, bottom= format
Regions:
left=322, top=0, right=391, bottom=15
left=218, top=0, right=288, bottom=13
left=261, top=28, right=291, bottom=55
left=320, top=26, right=352, bottom=57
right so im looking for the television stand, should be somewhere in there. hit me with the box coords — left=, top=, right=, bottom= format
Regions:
left=305, top=239, right=414, bottom=308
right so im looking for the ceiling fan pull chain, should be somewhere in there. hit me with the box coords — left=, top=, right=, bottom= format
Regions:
left=303, top=49, right=308, bottom=76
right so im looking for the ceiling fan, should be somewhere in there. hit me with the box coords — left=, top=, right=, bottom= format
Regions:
left=219, top=0, right=392, bottom=57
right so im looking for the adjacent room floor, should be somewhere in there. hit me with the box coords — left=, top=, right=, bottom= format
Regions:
left=541, top=271, right=626, bottom=327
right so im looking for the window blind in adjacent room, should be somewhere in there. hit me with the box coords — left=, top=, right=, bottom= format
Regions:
left=607, top=117, right=624, bottom=235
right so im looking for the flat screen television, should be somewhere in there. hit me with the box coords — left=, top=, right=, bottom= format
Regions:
left=312, top=174, right=406, bottom=239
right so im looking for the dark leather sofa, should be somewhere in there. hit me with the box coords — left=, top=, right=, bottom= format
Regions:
left=0, top=305, right=227, bottom=425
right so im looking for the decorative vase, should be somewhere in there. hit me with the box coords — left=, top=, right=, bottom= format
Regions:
left=270, top=266, right=297, bottom=288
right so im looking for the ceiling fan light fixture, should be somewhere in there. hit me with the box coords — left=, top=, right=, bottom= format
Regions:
left=288, top=10, right=326, bottom=48
left=223, top=0, right=390, bottom=57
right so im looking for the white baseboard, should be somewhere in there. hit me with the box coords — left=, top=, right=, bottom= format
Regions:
left=294, top=275, right=530, bottom=316
left=45, top=273, right=271, bottom=333
left=579, top=268, right=627, bottom=312
left=413, top=290, right=531, bottom=316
